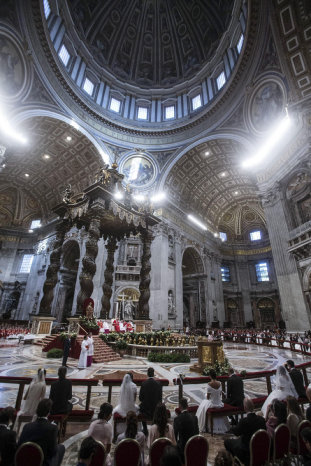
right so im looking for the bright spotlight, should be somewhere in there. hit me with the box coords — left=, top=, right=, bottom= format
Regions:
left=114, top=191, right=124, bottom=200
left=0, top=105, right=27, bottom=144
left=151, top=192, right=166, bottom=203
left=132, top=194, right=145, bottom=202
left=242, top=114, right=292, bottom=168
left=188, top=214, right=208, bottom=231
left=70, top=120, right=80, bottom=130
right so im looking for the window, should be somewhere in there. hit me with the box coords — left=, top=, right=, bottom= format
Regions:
left=165, top=105, right=175, bottom=120
left=250, top=230, right=261, bottom=241
left=192, top=94, right=202, bottom=111
left=30, top=220, right=41, bottom=229
left=237, top=34, right=244, bottom=54
left=43, top=0, right=51, bottom=19
left=20, top=254, right=34, bottom=273
left=83, top=78, right=94, bottom=96
left=219, top=232, right=227, bottom=242
left=58, top=44, right=70, bottom=67
left=216, top=71, right=226, bottom=90
left=255, top=262, right=269, bottom=282
left=110, top=97, right=121, bottom=113
left=221, top=265, right=230, bottom=282
left=137, top=107, right=148, bottom=120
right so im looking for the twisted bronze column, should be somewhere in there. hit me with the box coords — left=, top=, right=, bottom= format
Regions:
left=137, top=230, right=153, bottom=320
left=39, top=220, right=70, bottom=315
left=76, top=218, right=100, bottom=315
left=101, top=237, right=118, bottom=319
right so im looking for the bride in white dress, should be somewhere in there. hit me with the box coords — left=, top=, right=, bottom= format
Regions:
left=261, top=364, right=298, bottom=417
left=113, top=373, right=139, bottom=435
left=196, top=369, right=230, bottom=434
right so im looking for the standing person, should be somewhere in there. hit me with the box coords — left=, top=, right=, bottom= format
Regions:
left=78, top=335, right=88, bottom=369
left=88, top=402, right=113, bottom=466
left=0, top=407, right=17, bottom=466
left=224, top=398, right=266, bottom=465
left=147, top=403, right=176, bottom=448
left=18, top=399, right=65, bottom=466
left=49, top=366, right=72, bottom=415
left=62, top=335, right=71, bottom=367
left=286, top=360, right=307, bottom=398
left=18, top=368, right=46, bottom=417
left=225, top=368, right=245, bottom=407
left=173, top=398, right=199, bottom=463
left=196, top=369, right=230, bottom=433
left=139, top=367, right=162, bottom=436
left=87, top=333, right=94, bottom=367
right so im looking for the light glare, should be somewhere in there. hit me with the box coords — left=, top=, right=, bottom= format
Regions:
left=188, top=214, right=208, bottom=231
left=114, top=191, right=124, bottom=200
left=133, top=194, right=145, bottom=202
left=151, top=192, right=166, bottom=203
left=242, top=115, right=292, bottom=168
left=0, top=105, right=27, bottom=144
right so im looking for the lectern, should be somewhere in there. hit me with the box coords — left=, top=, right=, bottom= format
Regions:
left=190, top=337, right=225, bottom=373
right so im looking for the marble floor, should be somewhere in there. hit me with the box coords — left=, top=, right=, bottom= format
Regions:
left=1, top=340, right=310, bottom=465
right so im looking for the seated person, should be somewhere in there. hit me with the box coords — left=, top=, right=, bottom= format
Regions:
left=0, top=406, right=17, bottom=466
left=49, top=366, right=72, bottom=415
left=117, top=411, right=145, bottom=465
left=18, top=399, right=65, bottom=466
left=76, top=436, right=98, bottom=466
left=224, top=398, right=266, bottom=466
left=147, top=403, right=176, bottom=448
left=301, top=427, right=311, bottom=466
left=88, top=403, right=113, bottom=466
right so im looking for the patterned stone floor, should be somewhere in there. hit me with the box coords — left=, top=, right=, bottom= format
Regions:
left=1, top=339, right=310, bottom=465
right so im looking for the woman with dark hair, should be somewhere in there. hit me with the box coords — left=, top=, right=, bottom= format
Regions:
left=88, top=402, right=113, bottom=465
left=266, top=398, right=287, bottom=439
left=196, top=368, right=230, bottom=433
left=160, top=445, right=182, bottom=466
left=117, top=411, right=145, bottom=465
left=286, top=396, right=304, bottom=443
left=147, top=403, right=176, bottom=448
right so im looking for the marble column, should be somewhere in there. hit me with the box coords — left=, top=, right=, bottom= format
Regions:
left=38, top=220, right=70, bottom=315
left=137, top=230, right=153, bottom=320
left=149, top=225, right=168, bottom=327
left=237, top=258, right=252, bottom=324
left=101, top=237, right=118, bottom=319
left=76, top=218, right=100, bottom=315
left=174, top=233, right=184, bottom=329
left=262, top=187, right=310, bottom=330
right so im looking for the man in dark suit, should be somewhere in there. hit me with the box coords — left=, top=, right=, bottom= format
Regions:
left=224, top=398, right=266, bottom=465
left=49, top=366, right=72, bottom=414
left=0, top=407, right=17, bottom=466
left=225, top=368, right=245, bottom=406
left=286, top=360, right=306, bottom=398
left=174, top=398, right=199, bottom=463
left=306, top=385, right=311, bottom=422
left=62, top=336, right=71, bottom=367
left=139, top=367, right=162, bottom=436
left=18, top=399, right=65, bottom=466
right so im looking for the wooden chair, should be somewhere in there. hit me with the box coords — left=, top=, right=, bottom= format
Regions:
left=15, top=442, right=44, bottom=466
left=297, top=419, right=311, bottom=456
left=273, top=423, right=290, bottom=463
left=114, top=438, right=141, bottom=466
left=249, top=429, right=270, bottom=466
left=184, top=434, right=209, bottom=466
left=149, top=437, right=172, bottom=466
left=48, top=413, right=68, bottom=442
left=89, top=440, right=106, bottom=466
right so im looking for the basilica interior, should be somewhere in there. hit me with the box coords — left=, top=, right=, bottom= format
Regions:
left=1, top=1, right=311, bottom=465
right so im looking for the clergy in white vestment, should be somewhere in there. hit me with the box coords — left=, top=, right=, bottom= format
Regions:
left=78, top=335, right=88, bottom=369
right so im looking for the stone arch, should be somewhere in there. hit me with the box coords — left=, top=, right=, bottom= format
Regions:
left=182, top=246, right=206, bottom=328
left=114, top=286, right=140, bottom=320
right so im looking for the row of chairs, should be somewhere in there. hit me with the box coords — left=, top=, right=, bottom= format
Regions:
left=242, top=419, right=311, bottom=466
left=14, top=434, right=209, bottom=466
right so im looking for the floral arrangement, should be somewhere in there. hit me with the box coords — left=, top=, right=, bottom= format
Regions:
left=59, top=332, right=77, bottom=340
left=202, top=358, right=232, bottom=376
left=79, top=316, right=99, bottom=330
left=103, top=331, right=196, bottom=347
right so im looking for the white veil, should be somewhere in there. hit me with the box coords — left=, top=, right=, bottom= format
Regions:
left=275, top=365, right=298, bottom=397
left=31, top=368, right=45, bottom=385
left=119, top=374, right=135, bottom=413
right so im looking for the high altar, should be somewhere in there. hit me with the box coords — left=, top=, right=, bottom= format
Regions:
left=190, top=337, right=225, bottom=373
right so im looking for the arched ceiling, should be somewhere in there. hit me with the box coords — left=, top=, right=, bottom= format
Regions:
left=165, top=139, right=264, bottom=234
left=0, top=117, right=103, bottom=224
left=68, top=0, right=234, bottom=88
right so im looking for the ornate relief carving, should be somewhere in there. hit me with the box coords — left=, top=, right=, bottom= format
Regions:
left=137, top=231, right=153, bottom=320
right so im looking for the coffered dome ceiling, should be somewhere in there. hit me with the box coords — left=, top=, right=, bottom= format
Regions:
left=68, top=0, right=234, bottom=88
left=165, top=139, right=266, bottom=235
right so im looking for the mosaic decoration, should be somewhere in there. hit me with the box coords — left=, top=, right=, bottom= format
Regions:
left=121, top=155, right=156, bottom=188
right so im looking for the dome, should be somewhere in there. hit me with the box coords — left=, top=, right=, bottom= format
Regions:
left=68, top=0, right=235, bottom=89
